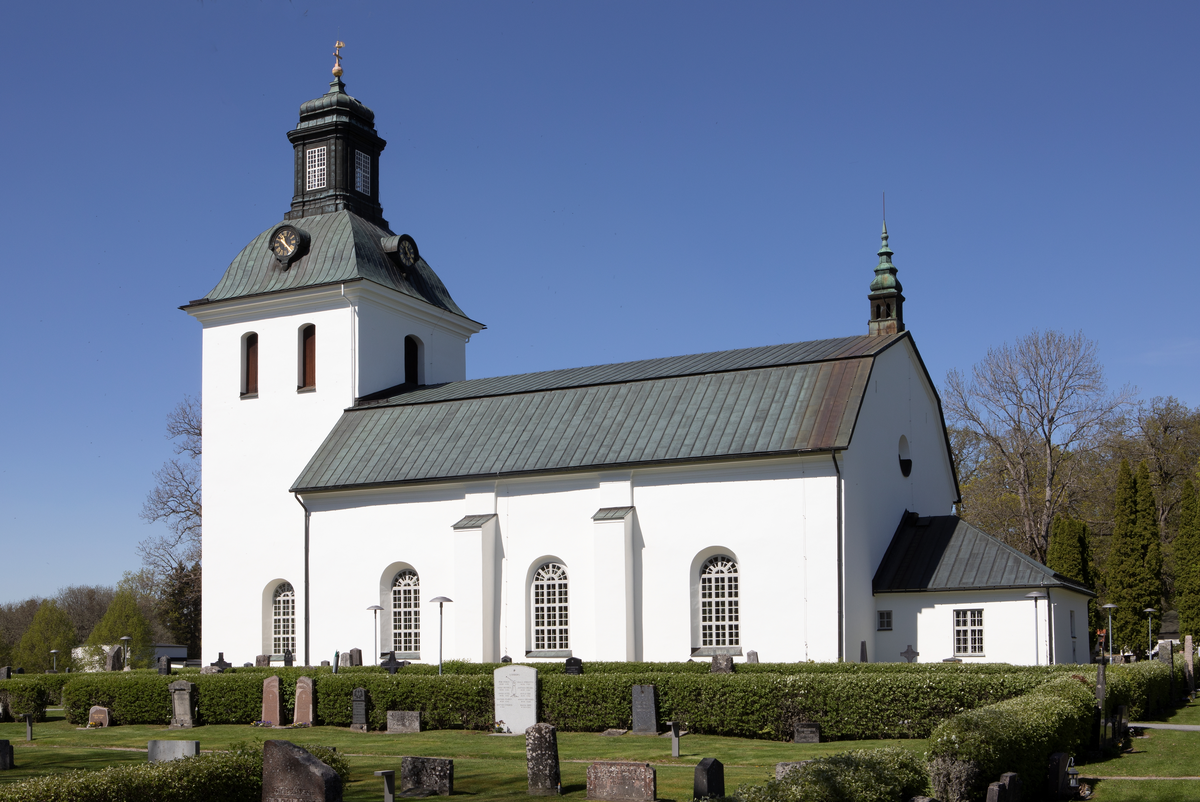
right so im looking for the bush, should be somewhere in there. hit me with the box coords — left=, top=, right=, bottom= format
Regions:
left=61, top=675, right=173, bottom=725
left=315, top=673, right=494, bottom=730
left=1105, top=661, right=1178, bottom=719
left=735, top=747, right=928, bottom=802
left=0, top=677, right=51, bottom=722
left=927, top=675, right=1095, bottom=801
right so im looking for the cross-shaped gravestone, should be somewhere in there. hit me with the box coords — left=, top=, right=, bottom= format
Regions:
left=211, top=653, right=232, bottom=672
left=901, top=645, right=919, bottom=663
left=381, top=652, right=407, bottom=675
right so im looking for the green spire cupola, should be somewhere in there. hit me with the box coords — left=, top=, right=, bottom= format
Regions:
left=868, top=221, right=905, bottom=336
left=284, top=75, right=388, bottom=227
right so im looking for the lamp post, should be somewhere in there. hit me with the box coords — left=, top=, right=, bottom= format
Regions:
left=1026, top=590, right=1048, bottom=665
left=367, top=605, right=384, bottom=665
left=49, top=649, right=58, bottom=672
left=1102, top=604, right=1117, bottom=664
left=429, top=597, right=453, bottom=675
left=1144, top=608, right=1157, bottom=658
left=119, top=636, right=132, bottom=671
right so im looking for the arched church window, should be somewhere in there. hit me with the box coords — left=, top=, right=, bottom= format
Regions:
left=299, top=325, right=316, bottom=390
left=404, top=335, right=422, bottom=386
left=272, top=582, right=296, bottom=656
left=391, top=569, right=421, bottom=655
left=700, top=555, right=739, bottom=648
left=875, top=304, right=881, bottom=320
left=531, top=562, right=569, bottom=651
left=242, top=332, right=259, bottom=396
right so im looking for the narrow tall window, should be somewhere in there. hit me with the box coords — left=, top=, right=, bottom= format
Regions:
left=404, top=335, right=419, bottom=385
left=300, top=325, right=316, bottom=389
left=306, top=146, right=327, bottom=191
left=272, top=582, right=296, bottom=656
left=700, top=555, right=739, bottom=647
left=355, top=150, right=371, bottom=194
left=243, top=332, right=259, bottom=396
left=532, top=562, right=569, bottom=651
left=391, top=570, right=420, bottom=655
left=953, top=609, right=984, bottom=655
left=1070, top=609, right=1076, bottom=638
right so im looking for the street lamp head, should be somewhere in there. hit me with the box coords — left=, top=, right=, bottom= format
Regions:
left=1102, top=603, right=1117, bottom=610
left=367, top=605, right=384, bottom=612
left=1144, top=608, right=1157, bottom=615
left=1025, top=590, right=1047, bottom=599
left=49, top=649, right=58, bottom=655
left=429, top=596, right=453, bottom=604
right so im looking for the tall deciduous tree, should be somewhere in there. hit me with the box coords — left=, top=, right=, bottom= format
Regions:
left=1104, top=460, right=1163, bottom=653
left=944, top=329, right=1133, bottom=561
left=12, top=600, right=77, bottom=673
left=1176, top=478, right=1200, bottom=640
left=87, top=590, right=156, bottom=668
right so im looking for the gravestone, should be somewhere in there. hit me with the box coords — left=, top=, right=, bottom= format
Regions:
left=694, top=757, right=724, bottom=799
left=1000, top=771, right=1022, bottom=802
left=631, top=685, right=659, bottom=735
left=493, top=665, right=538, bottom=735
left=338, top=652, right=351, bottom=668
left=104, top=647, right=123, bottom=672
left=211, top=652, right=232, bottom=672
left=262, top=676, right=282, bottom=727
left=284, top=649, right=294, bottom=668
left=348, top=648, right=363, bottom=667
left=200, top=666, right=220, bottom=675
left=586, top=761, right=655, bottom=801
left=400, top=756, right=453, bottom=796
left=775, top=761, right=810, bottom=780
left=986, top=781, right=1008, bottom=802
left=13, top=668, right=23, bottom=675
left=375, top=770, right=396, bottom=802
left=168, top=680, right=196, bottom=729
left=667, top=721, right=681, bottom=758
left=1116, top=704, right=1129, bottom=738
left=148, top=740, right=200, bottom=763
left=793, top=722, right=820, bottom=743
left=860, top=641, right=868, bottom=663
left=526, top=722, right=560, bottom=795
left=256, top=654, right=270, bottom=667
left=295, top=676, right=315, bottom=726
left=0, top=667, right=10, bottom=680
left=501, top=655, right=513, bottom=663
left=320, top=661, right=331, bottom=667
left=0, top=741, right=12, bottom=771
left=901, top=645, right=919, bottom=663
left=351, top=687, right=368, bottom=732
left=564, top=657, right=583, bottom=675
left=88, top=705, right=111, bottom=727
left=262, top=739, right=343, bottom=802
left=1187, top=635, right=1195, bottom=694
left=158, top=656, right=172, bottom=675
left=387, top=711, right=421, bottom=733
left=23, top=714, right=32, bottom=742
left=1046, top=752, right=1069, bottom=797
left=745, top=650, right=759, bottom=664
left=244, top=663, right=254, bottom=668
left=381, top=653, right=407, bottom=675
left=710, top=655, right=733, bottom=674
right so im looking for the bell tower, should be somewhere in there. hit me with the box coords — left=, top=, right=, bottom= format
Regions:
left=868, top=222, right=905, bottom=336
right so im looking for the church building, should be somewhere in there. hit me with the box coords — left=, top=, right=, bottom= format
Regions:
left=185, top=68, right=1093, bottom=669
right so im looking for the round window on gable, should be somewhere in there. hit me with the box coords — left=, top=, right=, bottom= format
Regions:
left=898, top=435, right=912, bottom=477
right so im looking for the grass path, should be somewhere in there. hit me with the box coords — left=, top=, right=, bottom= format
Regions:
left=1079, top=698, right=1200, bottom=801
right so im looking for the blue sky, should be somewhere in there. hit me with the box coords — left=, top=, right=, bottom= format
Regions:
left=2, top=2, right=1197, bottom=603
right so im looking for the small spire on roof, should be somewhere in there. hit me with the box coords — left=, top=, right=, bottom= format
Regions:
left=332, top=41, right=345, bottom=78
left=867, top=219, right=905, bottom=336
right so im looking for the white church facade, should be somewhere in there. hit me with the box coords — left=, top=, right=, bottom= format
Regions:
left=186, top=73, right=1092, bottom=669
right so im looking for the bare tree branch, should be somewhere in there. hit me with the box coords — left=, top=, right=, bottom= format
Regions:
left=139, top=397, right=202, bottom=583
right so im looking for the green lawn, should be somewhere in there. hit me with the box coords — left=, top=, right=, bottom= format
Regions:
left=1077, top=698, right=1200, bottom=801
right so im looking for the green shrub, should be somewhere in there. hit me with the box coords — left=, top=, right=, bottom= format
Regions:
left=0, top=677, right=51, bottom=721
left=927, top=675, right=1095, bottom=801
left=734, top=747, right=928, bottom=802
left=315, top=674, right=495, bottom=730
left=61, top=675, right=173, bottom=725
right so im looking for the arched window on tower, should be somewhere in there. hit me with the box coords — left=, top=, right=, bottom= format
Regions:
left=531, top=562, right=569, bottom=652
left=242, top=332, right=259, bottom=397
left=404, top=335, right=423, bottom=386
left=272, top=582, right=296, bottom=656
left=700, top=555, right=739, bottom=648
left=391, top=569, right=421, bottom=656
left=299, top=324, right=316, bottom=390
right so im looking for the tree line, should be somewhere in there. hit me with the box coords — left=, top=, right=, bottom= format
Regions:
left=946, top=329, right=1200, bottom=656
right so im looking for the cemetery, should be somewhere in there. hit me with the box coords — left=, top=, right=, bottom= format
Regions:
left=0, top=651, right=1194, bottom=801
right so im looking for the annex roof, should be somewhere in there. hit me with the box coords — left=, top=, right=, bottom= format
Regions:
left=873, top=513, right=1094, bottom=595
left=292, top=332, right=918, bottom=492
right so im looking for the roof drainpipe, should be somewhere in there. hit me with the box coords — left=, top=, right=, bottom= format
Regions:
left=294, top=493, right=311, bottom=668
left=831, top=451, right=844, bottom=662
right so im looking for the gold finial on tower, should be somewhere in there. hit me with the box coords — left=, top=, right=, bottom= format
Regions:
left=332, top=41, right=345, bottom=78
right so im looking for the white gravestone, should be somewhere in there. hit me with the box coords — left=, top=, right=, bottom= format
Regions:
left=494, top=665, right=538, bottom=735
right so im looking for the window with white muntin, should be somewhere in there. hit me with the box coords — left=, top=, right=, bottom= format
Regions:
left=272, top=582, right=296, bottom=656
left=391, top=569, right=420, bottom=655
left=700, top=555, right=739, bottom=647
left=354, top=150, right=371, bottom=194
left=877, top=610, right=893, bottom=631
left=953, top=608, right=983, bottom=656
left=532, top=562, right=569, bottom=652
left=306, top=146, right=327, bottom=191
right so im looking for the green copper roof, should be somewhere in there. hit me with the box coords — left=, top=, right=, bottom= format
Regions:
left=188, top=210, right=471, bottom=319
left=869, top=222, right=903, bottom=294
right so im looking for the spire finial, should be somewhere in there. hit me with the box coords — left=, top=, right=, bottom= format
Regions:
left=867, top=218, right=904, bottom=336
left=332, top=41, right=345, bottom=78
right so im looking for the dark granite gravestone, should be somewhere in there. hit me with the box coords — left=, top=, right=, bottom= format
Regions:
left=400, top=756, right=453, bottom=796
left=501, top=655, right=513, bottom=663
left=745, top=651, right=759, bottom=664
left=13, top=668, right=23, bottom=675
left=351, top=687, right=368, bottom=732
left=901, top=645, right=919, bottom=663
left=256, top=654, right=271, bottom=667
left=564, top=657, right=583, bottom=675
left=148, top=740, right=200, bottom=763
left=1186, top=635, right=1195, bottom=695
left=262, top=739, right=343, bottom=802
left=284, top=649, right=294, bottom=668
left=88, top=706, right=111, bottom=727
left=262, top=676, right=282, bottom=727
left=245, top=663, right=254, bottom=668
left=526, top=722, right=560, bottom=795
left=381, top=652, right=407, bottom=675
left=105, top=648, right=123, bottom=672
left=986, top=781, right=1008, bottom=802
left=158, top=656, right=172, bottom=675
left=860, top=640, right=869, bottom=662
left=710, top=655, right=733, bottom=674
left=0, top=667, right=10, bottom=680
left=586, top=761, right=655, bottom=801
left=694, top=757, right=724, bottom=799
left=0, top=740, right=13, bottom=770
left=168, top=680, right=196, bottom=729
left=631, top=685, right=660, bottom=735
left=348, top=648, right=363, bottom=667
left=775, top=761, right=811, bottom=780
left=1046, top=752, right=1069, bottom=798
left=295, top=676, right=315, bottom=726
left=1000, top=771, right=1022, bottom=802
left=387, top=711, right=420, bottom=733
left=211, top=652, right=232, bottom=672
left=793, top=722, right=820, bottom=743
left=321, top=661, right=331, bottom=667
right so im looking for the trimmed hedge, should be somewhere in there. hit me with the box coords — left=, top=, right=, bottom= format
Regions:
left=927, top=674, right=1097, bottom=801
left=61, top=675, right=173, bottom=726
left=735, top=747, right=929, bottom=802
left=0, top=677, right=51, bottom=722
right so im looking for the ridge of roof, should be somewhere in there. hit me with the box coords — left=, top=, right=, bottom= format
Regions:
left=354, top=332, right=908, bottom=410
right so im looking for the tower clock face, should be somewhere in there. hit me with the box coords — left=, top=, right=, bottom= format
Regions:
left=397, top=234, right=419, bottom=268
left=271, top=228, right=299, bottom=259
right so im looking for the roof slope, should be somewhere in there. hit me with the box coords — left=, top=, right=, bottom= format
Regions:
left=873, top=513, right=1094, bottom=595
left=188, top=210, right=469, bottom=318
left=293, top=333, right=907, bottom=491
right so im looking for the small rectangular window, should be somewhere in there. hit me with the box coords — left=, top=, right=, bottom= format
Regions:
left=954, top=609, right=984, bottom=655
left=306, top=146, right=327, bottom=191
left=355, top=150, right=370, bottom=194
left=877, top=610, right=893, bottom=631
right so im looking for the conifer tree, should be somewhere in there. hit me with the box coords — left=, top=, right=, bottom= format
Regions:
left=1047, top=516, right=1098, bottom=653
left=12, top=600, right=77, bottom=673
left=88, top=590, right=156, bottom=668
left=1176, top=478, right=1200, bottom=641
left=1104, top=460, right=1163, bottom=653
